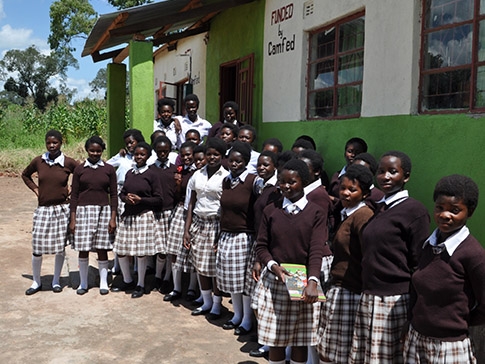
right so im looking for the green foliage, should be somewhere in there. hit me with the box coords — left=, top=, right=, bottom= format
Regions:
left=107, top=0, right=153, bottom=10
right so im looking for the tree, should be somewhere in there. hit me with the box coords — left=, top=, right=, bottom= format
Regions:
left=89, top=68, right=107, bottom=93
left=48, top=0, right=97, bottom=69
left=0, top=46, right=66, bottom=110
left=107, top=0, right=153, bottom=10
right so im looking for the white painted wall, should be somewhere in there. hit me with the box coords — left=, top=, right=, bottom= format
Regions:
left=153, top=33, right=208, bottom=117
left=263, top=0, right=421, bottom=121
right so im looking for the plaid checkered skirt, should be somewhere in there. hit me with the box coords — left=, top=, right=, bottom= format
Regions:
left=253, top=269, right=320, bottom=347
left=154, top=209, right=172, bottom=254
left=113, top=211, right=163, bottom=256
left=71, top=205, right=114, bottom=251
left=32, top=204, right=70, bottom=255
left=243, top=241, right=258, bottom=296
left=350, top=293, right=409, bottom=364
left=166, top=203, right=185, bottom=255
left=317, top=286, right=361, bottom=363
left=188, top=214, right=219, bottom=277
left=216, top=231, right=254, bottom=294
left=403, top=325, right=476, bottom=364
left=320, top=254, right=334, bottom=291
left=173, top=242, right=195, bottom=273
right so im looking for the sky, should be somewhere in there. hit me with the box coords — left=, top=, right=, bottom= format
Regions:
left=0, top=0, right=120, bottom=100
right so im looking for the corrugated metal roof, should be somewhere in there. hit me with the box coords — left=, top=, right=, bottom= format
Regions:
left=82, top=0, right=256, bottom=61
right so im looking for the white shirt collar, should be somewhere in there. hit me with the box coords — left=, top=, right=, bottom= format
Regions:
left=41, top=152, right=65, bottom=167
left=341, top=201, right=367, bottom=221
left=425, top=226, right=470, bottom=256
left=155, top=159, right=171, bottom=169
left=377, top=189, right=409, bottom=209
left=132, top=164, right=149, bottom=174
left=282, top=195, right=308, bottom=214
left=228, top=169, right=249, bottom=183
left=84, top=159, right=104, bottom=169
left=337, top=165, right=347, bottom=178
left=304, top=179, right=322, bottom=195
left=264, top=174, right=278, bottom=187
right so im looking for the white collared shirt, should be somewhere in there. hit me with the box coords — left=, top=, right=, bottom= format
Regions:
left=175, top=114, right=212, bottom=143
left=341, top=201, right=367, bottom=221
left=131, top=164, right=149, bottom=175
left=282, top=195, right=308, bottom=215
left=153, top=119, right=181, bottom=149
left=106, top=152, right=135, bottom=185
left=41, top=152, right=65, bottom=167
left=337, top=165, right=347, bottom=179
left=304, top=179, right=322, bottom=196
left=247, top=149, right=260, bottom=175
left=189, top=165, right=229, bottom=217
left=83, top=159, right=104, bottom=169
left=377, top=189, right=409, bottom=209
left=425, top=225, right=470, bottom=256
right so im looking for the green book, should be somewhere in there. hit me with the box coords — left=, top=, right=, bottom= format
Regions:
left=281, top=263, right=326, bottom=302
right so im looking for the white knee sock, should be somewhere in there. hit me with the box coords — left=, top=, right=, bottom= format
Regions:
left=98, top=260, right=109, bottom=290
left=118, top=256, right=133, bottom=284
left=31, top=255, right=42, bottom=289
left=200, top=289, right=213, bottom=311
left=172, top=267, right=182, bottom=292
left=52, top=252, right=64, bottom=287
left=163, top=255, right=172, bottom=281
left=307, top=346, right=319, bottom=364
left=230, top=293, right=243, bottom=324
left=241, top=294, right=253, bottom=330
left=155, top=255, right=166, bottom=279
left=78, top=257, right=89, bottom=290
left=136, top=256, right=147, bottom=287
left=210, top=294, right=222, bottom=315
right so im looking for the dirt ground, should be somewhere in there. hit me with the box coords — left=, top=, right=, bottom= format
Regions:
left=0, top=176, right=267, bottom=364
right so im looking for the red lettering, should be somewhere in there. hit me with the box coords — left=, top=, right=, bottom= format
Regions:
left=271, top=3, right=294, bottom=25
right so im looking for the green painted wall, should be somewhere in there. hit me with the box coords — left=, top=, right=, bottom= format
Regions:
left=259, top=114, right=485, bottom=242
left=205, top=0, right=265, bottom=126
left=129, top=40, right=154, bottom=142
left=106, top=63, right=127, bottom=157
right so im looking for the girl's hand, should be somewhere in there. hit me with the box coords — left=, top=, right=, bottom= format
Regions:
left=174, top=118, right=181, bottom=133
left=271, top=264, right=290, bottom=282
left=174, top=172, right=182, bottom=185
left=302, top=280, right=319, bottom=304
left=126, top=193, right=141, bottom=205
left=68, top=220, right=75, bottom=234
left=119, top=148, right=127, bottom=157
left=252, top=261, right=262, bottom=282
left=108, top=218, right=116, bottom=234
left=212, top=242, right=218, bottom=253
left=183, top=231, right=191, bottom=250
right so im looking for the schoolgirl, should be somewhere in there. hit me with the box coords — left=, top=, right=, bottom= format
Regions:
left=237, top=125, right=259, bottom=175
left=184, top=138, right=229, bottom=318
left=254, top=159, right=326, bottom=364
left=163, top=141, right=199, bottom=302
left=217, top=141, right=260, bottom=334
left=403, top=175, right=485, bottom=364
left=151, top=135, right=177, bottom=294
left=22, top=129, right=78, bottom=294
left=68, top=136, right=117, bottom=295
left=352, top=152, right=385, bottom=210
left=112, top=142, right=164, bottom=298
left=350, top=151, right=430, bottom=364
left=317, top=164, right=374, bottom=363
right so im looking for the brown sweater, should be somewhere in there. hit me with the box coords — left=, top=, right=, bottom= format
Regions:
left=22, top=155, right=78, bottom=206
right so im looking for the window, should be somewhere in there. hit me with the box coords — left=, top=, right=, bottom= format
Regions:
left=420, top=0, right=485, bottom=112
left=307, top=12, right=365, bottom=119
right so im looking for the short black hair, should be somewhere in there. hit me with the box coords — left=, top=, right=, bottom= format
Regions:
left=262, top=138, right=283, bottom=153
left=295, top=135, right=316, bottom=150
left=45, top=129, right=63, bottom=143
left=346, top=137, right=368, bottom=152
left=193, top=145, right=206, bottom=155
left=153, top=135, right=172, bottom=150
left=222, top=101, right=239, bottom=113
left=157, top=98, right=175, bottom=110
left=433, top=174, right=479, bottom=216
left=150, top=130, right=166, bottom=144
left=381, top=150, right=412, bottom=175
left=180, top=141, right=197, bottom=151
left=134, top=141, right=152, bottom=155
left=123, top=129, right=145, bottom=143
left=292, top=138, right=314, bottom=151
left=342, top=164, right=374, bottom=196
left=354, top=152, right=378, bottom=175
left=229, top=140, right=251, bottom=165
left=238, top=124, right=257, bottom=141
left=282, top=159, right=311, bottom=187
left=85, top=136, right=106, bottom=151
left=205, top=137, right=227, bottom=156
left=298, top=149, right=324, bottom=174
left=184, top=93, right=199, bottom=106
left=277, top=150, right=297, bottom=169
left=185, top=129, right=201, bottom=138
left=220, top=122, right=239, bottom=137
left=259, top=150, right=278, bottom=166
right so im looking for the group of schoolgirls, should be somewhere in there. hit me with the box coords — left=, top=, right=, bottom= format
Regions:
left=22, top=95, right=485, bottom=364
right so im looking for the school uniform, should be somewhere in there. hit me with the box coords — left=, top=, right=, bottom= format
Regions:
left=175, top=114, right=212, bottom=143
left=187, top=164, right=229, bottom=277
left=403, top=226, right=485, bottom=363
left=22, top=153, right=78, bottom=254
left=350, top=190, right=430, bottom=364
left=253, top=196, right=326, bottom=347
left=317, top=202, right=373, bottom=363
left=69, top=160, right=118, bottom=251
left=216, top=171, right=258, bottom=294
left=153, top=119, right=182, bottom=150
left=113, top=164, right=164, bottom=256
left=329, top=167, right=346, bottom=198
left=106, top=152, right=135, bottom=216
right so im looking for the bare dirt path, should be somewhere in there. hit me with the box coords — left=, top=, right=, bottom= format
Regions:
left=0, top=176, right=265, bottom=364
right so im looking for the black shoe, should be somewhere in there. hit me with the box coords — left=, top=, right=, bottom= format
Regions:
left=163, top=290, right=181, bottom=302
left=234, top=326, right=251, bottom=336
left=25, top=285, right=42, bottom=295
left=222, top=320, right=239, bottom=330
left=52, top=285, right=62, bottom=293
left=206, top=312, right=221, bottom=320
left=76, top=288, right=88, bottom=295
left=131, top=285, right=144, bottom=298
left=186, top=289, right=197, bottom=302
left=158, top=280, right=172, bottom=294
left=191, top=307, right=210, bottom=316
left=249, top=347, right=267, bottom=358
left=99, top=288, right=109, bottom=295
left=111, top=280, right=136, bottom=292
